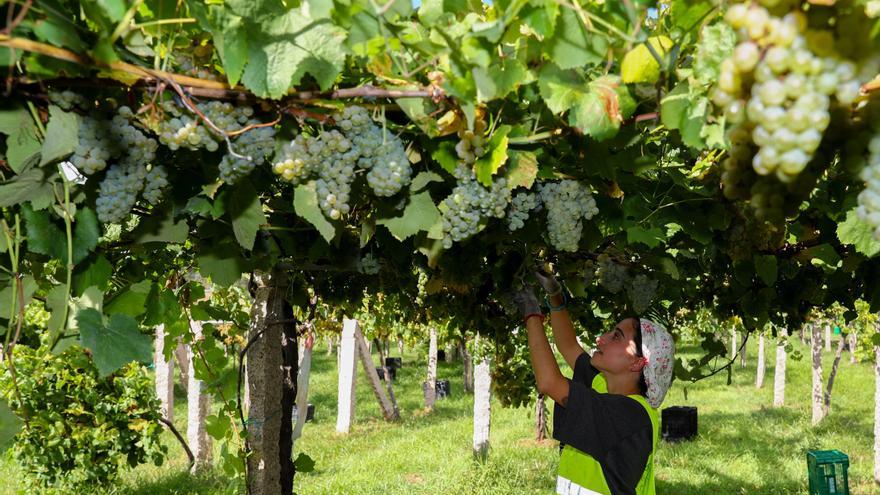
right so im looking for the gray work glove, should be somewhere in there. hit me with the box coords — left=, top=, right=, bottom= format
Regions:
left=534, top=265, right=563, bottom=297
left=511, top=286, right=542, bottom=318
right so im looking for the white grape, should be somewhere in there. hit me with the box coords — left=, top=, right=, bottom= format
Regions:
left=538, top=180, right=599, bottom=252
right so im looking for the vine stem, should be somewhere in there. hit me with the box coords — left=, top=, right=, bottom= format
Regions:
left=1, top=216, right=29, bottom=427
left=0, top=36, right=442, bottom=100
left=50, top=178, right=74, bottom=351
left=158, top=416, right=195, bottom=469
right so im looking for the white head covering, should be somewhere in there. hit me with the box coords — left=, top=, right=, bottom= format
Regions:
left=639, top=319, right=674, bottom=408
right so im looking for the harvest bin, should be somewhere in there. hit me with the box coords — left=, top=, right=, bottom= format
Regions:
left=422, top=379, right=451, bottom=399
left=385, top=357, right=403, bottom=369
left=661, top=406, right=697, bottom=442
left=376, top=366, right=397, bottom=381
left=807, top=450, right=849, bottom=495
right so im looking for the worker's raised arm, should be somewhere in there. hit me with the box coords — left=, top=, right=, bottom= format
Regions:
left=534, top=267, right=585, bottom=370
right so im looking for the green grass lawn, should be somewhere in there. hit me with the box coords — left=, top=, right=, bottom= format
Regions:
left=2, top=333, right=879, bottom=494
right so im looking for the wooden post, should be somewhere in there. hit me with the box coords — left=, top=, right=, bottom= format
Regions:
left=245, top=270, right=286, bottom=495
left=154, top=324, right=175, bottom=422
left=425, top=326, right=438, bottom=410
left=812, top=323, right=825, bottom=425
left=473, top=355, right=491, bottom=459
left=186, top=319, right=212, bottom=471
left=336, top=318, right=358, bottom=434
left=354, top=325, right=399, bottom=421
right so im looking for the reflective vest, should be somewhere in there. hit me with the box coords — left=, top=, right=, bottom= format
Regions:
left=556, top=374, right=659, bottom=495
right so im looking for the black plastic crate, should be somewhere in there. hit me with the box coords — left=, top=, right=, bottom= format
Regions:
left=385, top=357, right=402, bottom=369
left=422, top=379, right=451, bottom=399
left=437, top=350, right=446, bottom=361
left=661, top=406, right=697, bottom=442
left=292, top=403, right=315, bottom=423
left=376, top=366, right=397, bottom=381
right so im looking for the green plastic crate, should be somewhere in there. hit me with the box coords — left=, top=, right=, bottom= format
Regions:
left=807, top=450, right=849, bottom=495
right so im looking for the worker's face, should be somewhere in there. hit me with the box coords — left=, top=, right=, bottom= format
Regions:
left=591, top=317, right=646, bottom=374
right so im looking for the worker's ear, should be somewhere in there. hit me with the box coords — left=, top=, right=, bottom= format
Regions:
left=630, top=356, right=648, bottom=373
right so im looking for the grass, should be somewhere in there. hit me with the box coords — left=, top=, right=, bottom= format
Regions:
left=2, top=334, right=879, bottom=494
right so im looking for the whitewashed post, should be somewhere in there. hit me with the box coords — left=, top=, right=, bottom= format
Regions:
left=825, top=324, right=832, bottom=352
left=186, top=320, right=212, bottom=470
left=154, top=324, right=175, bottom=422
left=773, top=328, right=788, bottom=407
left=174, top=342, right=189, bottom=393
left=874, top=345, right=880, bottom=484
left=425, top=326, right=438, bottom=410
left=756, top=332, right=766, bottom=389
left=336, top=318, right=358, bottom=434
left=473, top=355, right=491, bottom=459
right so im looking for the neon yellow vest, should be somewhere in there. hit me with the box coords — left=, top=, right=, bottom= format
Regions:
left=556, top=374, right=659, bottom=495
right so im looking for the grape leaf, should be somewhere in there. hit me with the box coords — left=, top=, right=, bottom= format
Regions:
left=754, top=255, right=778, bottom=286
left=475, top=125, right=510, bottom=186
left=105, top=280, right=153, bottom=318
left=0, top=105, right=41, bottom=173
left=77, top=308, right=152, bottom=377
left=0, top=400, right=21, bottom=452
left=294, top=182, right=336, bottom=243
left=473, top=58, right=534, bottom=102
left=132, top=210, right=189, bottom=244
left=73, top=255, right=113, bottom=295
left=545, top=8, right=606, bottom=70
left=40, top=106, right=78, bottom=166
left=198, top=244, right=249, bottom=287
left=228, top=180, right=267, bottom=251
left=377, top=191, right=441, bottom=241
left=539, top=66, right=632, bottom=141
left=505, top=150, right=539, bottom=189
left=0, top=168, right=56, bottom=209
left=837, top=208, right=880, bottom=257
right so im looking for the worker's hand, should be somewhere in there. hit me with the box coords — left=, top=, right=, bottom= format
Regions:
left=512, top=286, right=542, bottom=319
left=534, top=265, right=563, bottom=297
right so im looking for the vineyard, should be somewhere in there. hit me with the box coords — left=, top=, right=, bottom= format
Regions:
left=1, top=0, right=880, bottom=492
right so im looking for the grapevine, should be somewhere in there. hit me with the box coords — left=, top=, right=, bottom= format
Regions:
left=538, top=180, right=599, bottom=252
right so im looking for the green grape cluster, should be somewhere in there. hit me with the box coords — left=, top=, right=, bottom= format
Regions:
left=597, top=253, right=628, bottom=294
left=48, top=90, right=87, bottom=111
left=95, top=162, right=147, bottom=223
left=856, top=132, right=880, bottom=239
left=439, top=166, right=511, bottom=248
left=72, top=116, right=117, bottom=175
left=454, top=118, right=488, bottom=164
left=627, top=274, right=658, bottom=314
left=157, top=100, right=253, bottom=152
left=357, top=253, right=381, bottom=275
left=218, top=123, right=276, bottom=184
left=716, top=1, right=877, bottom=220
left=272, top=106, right=412, bottom=220
left=143, top=166, right=169, bottom=205
left=507, top=191, right=540, bottom=232
left=538, top=180, right=599, bottom=252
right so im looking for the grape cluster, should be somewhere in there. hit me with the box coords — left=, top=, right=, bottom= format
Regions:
left=440, top=166, right=511, bottom=248
left=627, top=274, right=658, bottom=314
left=454, top=118, right=488, bottom=164
left=272, top=106, right=412, bottom=220
left=597, top=254, right=628, bottom=294
left=580, top=259, right=597, bottom=287
left=157, top=100, right=253, bottom=152
left=507, top=192, right=539, bottom=231
left=112, top=107, right=158, bottom=168
left=95, top=163, right=147, bottom=223
left=856, top=133, right=880, bottom=239
left=218, top=123, right=276, bottom=184
left=72, top=117, right=117, bottom=175
left=49, top=90, right=87, bottom=111
left=143, top=166, right=169, bottom=205
left=415, top=268, right=429, bottom=304
left=357, top=253, right=380, bottom=275
left=538, top=180, right=599, bottom=252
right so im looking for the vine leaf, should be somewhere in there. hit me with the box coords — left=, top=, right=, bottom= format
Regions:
left=198, top=244, right=249, bottom=287
left=0, top=168, right=56, bottom=210
left=76, top=308, right=152, bottom=377
left=294, top=182, right=336, bottom=243
left=45, top=285, right=68, bottom=347
left=538, top=66, right=633, bottom=141
left=22, top=205, right=99, bottom=264
left=377, top=191, right=441, bottom=241
left=228, top=180, right=267, bottom=251
left=545, top=8, right=606, bottom=70
left=475, top=125, right=511, bottom=186
left=0, top=105, right=41, bottom=173
left=505, top=150, right=539, bottom=189
left=0, top=400, right=21, bottom=451
left=41, top=106, right=79, bottom=166
left=837, top=208, right=880, bottom=257
left=473, top=58, right=534, bottom=102
left=754, top=255, right=778, bottom=286
left=105, top=280, right=153, bottom=318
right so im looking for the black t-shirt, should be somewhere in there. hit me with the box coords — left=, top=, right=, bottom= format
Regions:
left=552, top=352, right=653, bottom=495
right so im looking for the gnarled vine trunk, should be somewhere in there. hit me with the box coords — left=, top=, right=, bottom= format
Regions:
left=823, top=332, right=846, bottom=417
left=535, top=393, right=548, bottom=442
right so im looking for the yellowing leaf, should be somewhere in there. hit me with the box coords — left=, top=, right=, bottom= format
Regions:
left=621, top=36, right=674, bottom=84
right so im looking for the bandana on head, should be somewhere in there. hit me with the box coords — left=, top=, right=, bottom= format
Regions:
left=639, top=319, right=674, bottom=408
